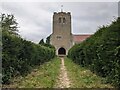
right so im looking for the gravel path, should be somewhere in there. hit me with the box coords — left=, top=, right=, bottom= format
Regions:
left=55, top=57, right=71, bottom=88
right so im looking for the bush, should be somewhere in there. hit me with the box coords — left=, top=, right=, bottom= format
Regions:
left=1, top=14, right=55, bottom=84
left=68, top=17, right=120, bottom=87
left=2, top=32, right=55, bottom=84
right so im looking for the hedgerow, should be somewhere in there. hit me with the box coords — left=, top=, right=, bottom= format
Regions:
left=1, top=14, right=55, bottom=84
left=68, top=17, right=120, bottom=87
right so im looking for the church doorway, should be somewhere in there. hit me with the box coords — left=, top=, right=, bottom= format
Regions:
left=58, top=47, right=66, bottom=55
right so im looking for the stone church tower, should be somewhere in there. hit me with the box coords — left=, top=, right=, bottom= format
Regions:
left=50, top=11, right=73, bottom=56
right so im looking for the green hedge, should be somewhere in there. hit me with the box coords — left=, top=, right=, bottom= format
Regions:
left=68, top=17, right=120, bottom=87
left=2, top=30, right=55, bottom=84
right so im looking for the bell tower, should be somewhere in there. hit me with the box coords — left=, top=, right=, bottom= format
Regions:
left=50, top=11, right=73, bottom=56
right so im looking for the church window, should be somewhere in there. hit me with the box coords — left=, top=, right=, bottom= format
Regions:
left=59, top=17, right=61, bottom=23
left=63, top=17, right=66, bottom=23
left=56, top=36, right=61, bottom=39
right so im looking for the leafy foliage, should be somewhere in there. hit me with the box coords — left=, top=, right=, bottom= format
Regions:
left=1, top=14, right=18, bottom=35
left=1, top=14, right=55, bottom=84
left=68, top=17, right=120, bottom=87
left=39, top=35, right=55, bottom=49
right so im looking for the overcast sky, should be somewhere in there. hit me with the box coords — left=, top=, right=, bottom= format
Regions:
left=1, top=2, right=118, bottom=43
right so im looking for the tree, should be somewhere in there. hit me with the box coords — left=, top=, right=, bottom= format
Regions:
left=39, top=39, right=44, bottom=45
left=1, top=14, right=18, bottom=35
left=46, top=35, right=51, bottom=44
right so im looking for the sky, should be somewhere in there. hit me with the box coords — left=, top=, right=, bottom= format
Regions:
left=0, top=1, right=119, bottom=43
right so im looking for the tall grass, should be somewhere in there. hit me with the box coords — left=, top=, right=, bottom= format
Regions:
left=2, top=57, right=61, bottom=88
left=64, top=57, right=113, bottom=88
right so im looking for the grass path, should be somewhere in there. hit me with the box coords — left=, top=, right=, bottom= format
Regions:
left=3, top=57, right=114, bottom=88
left=3, top=57, right=61, bottom=88
left=64, top=57, right=114, bottom=88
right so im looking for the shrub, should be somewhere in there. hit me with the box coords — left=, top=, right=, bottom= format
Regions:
left=1, top=14, right=55, bottom=84
left=68, top=17, right=120, bottom=87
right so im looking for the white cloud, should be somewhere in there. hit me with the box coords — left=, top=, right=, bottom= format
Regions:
left=1, top=2, right=118, bottom=43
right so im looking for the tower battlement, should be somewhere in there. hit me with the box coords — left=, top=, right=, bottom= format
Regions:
left=54, top=12, right=71, bottom=15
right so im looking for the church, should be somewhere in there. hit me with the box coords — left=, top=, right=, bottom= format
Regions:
left=50, top=11, right=91, bottom=56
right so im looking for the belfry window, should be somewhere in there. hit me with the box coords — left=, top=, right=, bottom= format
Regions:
left=63, top=18, right=66, bottom=23
left=59, top=18, right=61, bottom=23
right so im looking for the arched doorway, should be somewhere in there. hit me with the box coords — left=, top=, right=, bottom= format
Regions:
left=58, top=47, right=66, bottom=55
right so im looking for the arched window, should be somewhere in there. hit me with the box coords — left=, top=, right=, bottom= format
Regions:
left=63, top=17, right=66, bottom=23
left=59, top=17, right=61, bottom=23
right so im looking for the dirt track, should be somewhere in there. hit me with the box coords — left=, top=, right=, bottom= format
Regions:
left=55, top=57, right=70, bottom=88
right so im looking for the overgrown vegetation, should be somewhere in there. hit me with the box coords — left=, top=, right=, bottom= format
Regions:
left=64, top=57, right=113, bottom=88
left=1, top=14, right=55, bottom=84
left=39, top=35, right=54, bottom=49
left=68, top=17, right=120, bottom=87
left=2, top=57, right=61, bottom=88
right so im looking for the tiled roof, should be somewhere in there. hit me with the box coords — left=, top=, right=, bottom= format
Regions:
left=73, top=34, right=91, bottom=43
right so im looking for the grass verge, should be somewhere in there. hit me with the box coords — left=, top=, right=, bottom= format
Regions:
left=3, top=57, right=61, bottom=88
left=64, top=57, right=114, bottom=88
